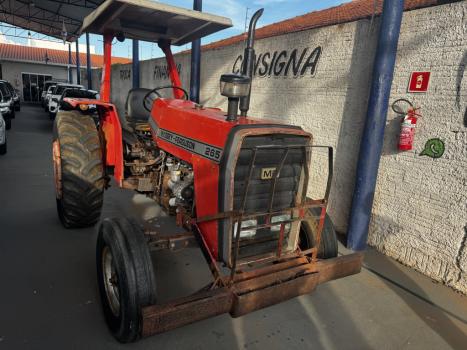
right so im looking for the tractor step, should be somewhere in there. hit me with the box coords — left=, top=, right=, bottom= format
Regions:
left=141, top=252, right=363, bottom=337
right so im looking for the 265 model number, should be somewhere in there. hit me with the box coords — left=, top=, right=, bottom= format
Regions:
left=205, top=146, right=221, bottom=160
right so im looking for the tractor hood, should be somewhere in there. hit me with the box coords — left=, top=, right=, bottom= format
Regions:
left=149, top=98, right=305, bottom=162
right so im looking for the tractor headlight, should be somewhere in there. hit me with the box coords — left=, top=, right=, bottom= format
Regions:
left=220, top=74, right=250, bottom=98
left=79, top=104, right=89, bottom=111
left=271, top=214, right=291, bottom=233
left=234, top=219, right=257, bottom=238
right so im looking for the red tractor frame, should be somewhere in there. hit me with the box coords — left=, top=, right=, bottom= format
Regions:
left=52, top=0, right=363, bottom=343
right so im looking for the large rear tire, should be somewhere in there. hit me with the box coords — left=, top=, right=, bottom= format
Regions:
left=299, top=207, right=338, bottom=259
left=96, top=218, right=156, bottom=343
left=53, top=110, right=104, bottom=228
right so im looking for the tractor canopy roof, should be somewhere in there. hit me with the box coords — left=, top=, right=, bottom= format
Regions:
left=80, top=0, right=232, bottom=46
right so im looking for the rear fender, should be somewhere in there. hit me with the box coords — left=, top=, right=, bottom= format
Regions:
left=95, top=103, right=124, bottom=186
left=65, top=99, right=124, bottom=185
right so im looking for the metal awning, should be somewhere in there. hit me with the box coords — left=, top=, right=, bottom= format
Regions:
left=0, top=0, right=105, bottom=41
left=80, top=0, right=232, bottom=46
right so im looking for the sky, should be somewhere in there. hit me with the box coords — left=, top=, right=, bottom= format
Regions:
left=0, top=0, right=350, bottom=60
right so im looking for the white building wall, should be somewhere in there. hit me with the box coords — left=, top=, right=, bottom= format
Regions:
left=102, top=2, right=467, bottom=293
left=0, top=60, right=100, bottom=100
left=0, top=60, right=68, bottom=99
left=367, top=2, right=467, bottom=294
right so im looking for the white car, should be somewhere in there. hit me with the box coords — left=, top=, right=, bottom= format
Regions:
left=0, top=114, right=6, bottom=155
left=44, top=85, right=56, bottom=112
left=0, top=87, right=12, bottom=130
left=41, top=81, right=57, bottom=107
left=49, top=83, right=83, bottom=119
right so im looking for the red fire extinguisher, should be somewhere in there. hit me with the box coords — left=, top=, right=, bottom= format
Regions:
left=392, top=99, right=421, bottom=151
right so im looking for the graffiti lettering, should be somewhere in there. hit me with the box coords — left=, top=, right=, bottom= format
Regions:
left=232, top=46, right=321, bottom=78
left=153, top=64, right=182, bottom=80
left=120, top=69, right=131, bottom=80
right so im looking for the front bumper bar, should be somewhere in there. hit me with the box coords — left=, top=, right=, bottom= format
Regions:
left=141, top=252, right=363, bottom=336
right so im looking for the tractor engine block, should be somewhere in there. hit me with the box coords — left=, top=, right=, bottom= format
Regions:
left=160, top=157, right=194, bottom=213
left=123, top=136, right=194, bottom=217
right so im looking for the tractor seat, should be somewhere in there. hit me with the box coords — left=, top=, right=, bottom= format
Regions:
left=120, top=88, right=152, bottom=146
left=125, top=88, right=152, bottom=125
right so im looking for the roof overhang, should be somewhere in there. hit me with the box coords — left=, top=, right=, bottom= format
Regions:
left=80, top=0, right=232, bottom=45
left=0, top=0, right=104, bottom=41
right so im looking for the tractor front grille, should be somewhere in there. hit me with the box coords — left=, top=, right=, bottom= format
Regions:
left=233, top=135, right=307, bottom=213
left=219, top=132, right=310, bottom=265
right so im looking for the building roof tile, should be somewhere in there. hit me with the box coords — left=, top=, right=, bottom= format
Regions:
left=0, top=43, right=131, bottom=67
left=201, top=0, right=443, bottom=51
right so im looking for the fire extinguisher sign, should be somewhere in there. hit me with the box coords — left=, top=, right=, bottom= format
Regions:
left=408, top=71, right=431, bottom=93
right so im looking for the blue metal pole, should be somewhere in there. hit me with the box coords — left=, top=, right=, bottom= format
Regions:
left=189, top=0, right=202, bottom=103
left=347, top=0, right=404, bottom=251
left=86, top=32, right=92, bottom=89
left=68, top=43, right=73, bottom=83
left=75, top=38, right=81, bottom=85
left=132, top=39, right=140, bottom=88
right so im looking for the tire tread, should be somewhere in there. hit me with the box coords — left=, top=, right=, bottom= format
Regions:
left=54, top=110, right=104, bottom=228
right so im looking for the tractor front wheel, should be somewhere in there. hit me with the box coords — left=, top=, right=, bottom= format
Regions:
left=53, top=110, right=104, bottom=228
left=299, top=207, right=338, bottom=259
left=96, top=218, right=157, bottom=343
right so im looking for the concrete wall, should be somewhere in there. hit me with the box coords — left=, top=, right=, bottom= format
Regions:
left=368, top=3, right=467, bottom=294
left=98, top=2, right=467, bottom=293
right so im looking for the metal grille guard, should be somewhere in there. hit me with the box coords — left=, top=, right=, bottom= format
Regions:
left=139, top=144, right=363, bottom=338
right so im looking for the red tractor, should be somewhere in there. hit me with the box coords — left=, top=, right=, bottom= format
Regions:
left=52, top=0, right=363, bottom=343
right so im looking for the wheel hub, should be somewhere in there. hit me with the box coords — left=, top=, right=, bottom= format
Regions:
left=102, top=246, right=120, bottom=317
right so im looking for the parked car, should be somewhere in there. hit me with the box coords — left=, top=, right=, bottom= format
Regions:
left=41, top=81, right=57, bottom=107
left=58, top=88, right=99, bottom=115
left=44, top=85, right=57, bottom=112
left=0, top=82, right=14, bottom=129
left=0, top=80, right=20, bottom=111
left=49, top=83, right=83, bottom=119
left=0, top=114, right=6, bottom=155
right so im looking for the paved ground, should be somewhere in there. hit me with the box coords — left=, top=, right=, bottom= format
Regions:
left=0, top=105, right=466, bottom=349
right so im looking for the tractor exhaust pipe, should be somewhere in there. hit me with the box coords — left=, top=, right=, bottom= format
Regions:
left=239, top=8, right=263, bottom=117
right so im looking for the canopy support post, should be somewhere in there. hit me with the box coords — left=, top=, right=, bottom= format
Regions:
left=86, top=32, right=92, bottom=89
left=132, top=39, right=140, bottom=88
left=158, top=41, right=184, bottom=99
left=75, top=38, right=81, bottom=85
left=100, top=33, right=113, bottom=103
left=68, top=43, right=73, bottom=83
left=189, top=0, right=202, bottom=103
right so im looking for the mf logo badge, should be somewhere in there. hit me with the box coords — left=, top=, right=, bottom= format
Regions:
left=261, top=167, right=276, bottom=180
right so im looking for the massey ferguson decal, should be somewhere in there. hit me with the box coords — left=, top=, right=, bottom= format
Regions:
left=232, top=46, right=321, bottom=78
left=157, top=128, right=223, bottom=163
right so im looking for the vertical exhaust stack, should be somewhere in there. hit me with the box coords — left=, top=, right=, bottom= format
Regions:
left=239, top=8, right=264, bottom=117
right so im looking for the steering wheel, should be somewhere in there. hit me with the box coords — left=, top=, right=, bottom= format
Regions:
left=143, top=85, right=189, bottom=112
